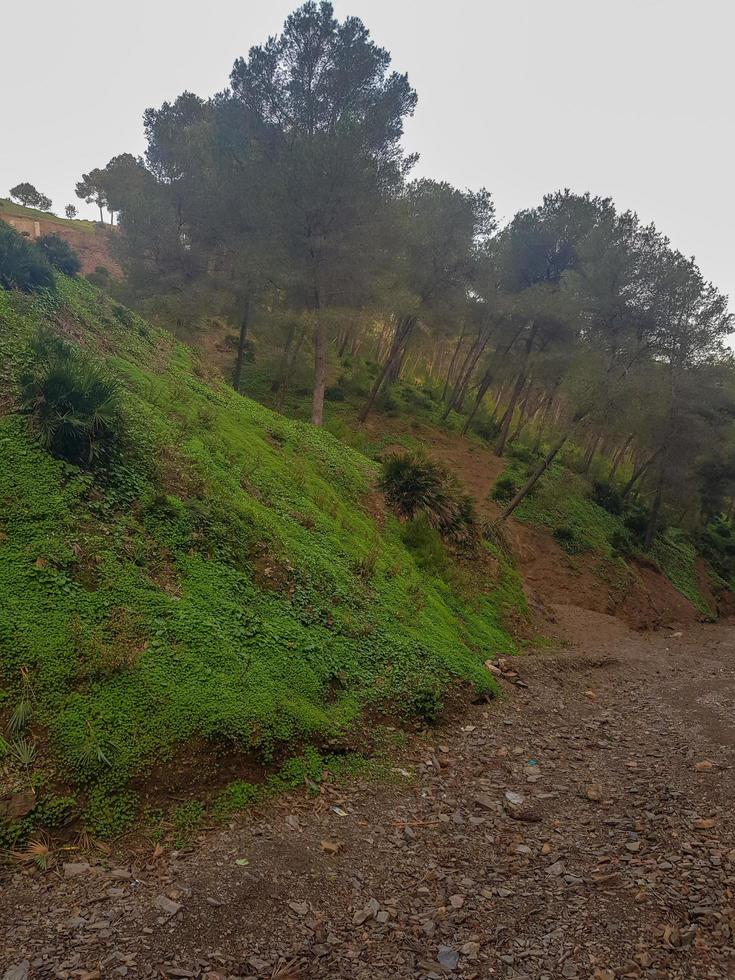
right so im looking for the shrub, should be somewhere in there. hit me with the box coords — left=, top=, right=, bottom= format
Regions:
left=699, top=516, right=735, bottom=583
left=592, top=481, right=623, bottom=515
left=623, top=500, right=650, bottom=543
left=325, top=385, right=346, bottom=401
left=380, top=452, right=478, bottom=545
left=406, top=682, right=444, bottom=725
left=609, top=527, right=635, bottom=557
left=35, top=234, right=81, bottom=276
left=491, top=474, right=518, bottom=503
left=19, top=330, right=123, bottom=466
left=400, top=514, right=448, bottom=575
left=553, top=524, right=590, bottom=554
left=0, top=220, right=54, bottom=292
left=471, top=417, right=500, bottom=442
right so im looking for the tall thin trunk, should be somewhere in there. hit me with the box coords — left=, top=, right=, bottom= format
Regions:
left=441, top=330, right=466, bottom=402
left=532, top=391, right=555, bottom=454
left=609, top=433, right=634, bottom=480
left=644, top=470, right=664, bottom=550
left=495, top=369, right=527, bottom=457
left=232, top=293, right=253, bottom=392
left=359, top=316, right=416, bottom=423
left=500, top=434, right=569, bottom=520
left=311, top=299, right=327, bottom=427
left=462, top=367, right=493, bottom=436
left=276, top=323, right=306, bottom=411
left=580, top=433, right=600, bottom=475
left=621, top=446, right=662, bottom=498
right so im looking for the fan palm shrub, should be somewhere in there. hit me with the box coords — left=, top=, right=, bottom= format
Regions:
left=19, top=330, right=123, bottom=466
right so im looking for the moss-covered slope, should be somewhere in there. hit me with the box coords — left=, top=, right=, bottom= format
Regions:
left=0, top=278, right=512, bottom=813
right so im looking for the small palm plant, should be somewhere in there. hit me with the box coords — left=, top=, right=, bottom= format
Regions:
left=19, top=330, right=122, bottom=466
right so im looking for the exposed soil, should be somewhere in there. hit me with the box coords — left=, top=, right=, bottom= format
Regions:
left=2, top=604, right=734, bottom=979
left=0, top=208, right=122, bottom=278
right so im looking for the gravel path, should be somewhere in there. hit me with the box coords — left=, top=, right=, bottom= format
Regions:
left=2, top=604, right=734, bottom=979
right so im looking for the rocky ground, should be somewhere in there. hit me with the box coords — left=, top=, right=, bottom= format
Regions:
left=2, top=604, right=734, bottom=980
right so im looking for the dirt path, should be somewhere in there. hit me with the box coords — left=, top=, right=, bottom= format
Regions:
left=2, top=606, right=735, bottom=980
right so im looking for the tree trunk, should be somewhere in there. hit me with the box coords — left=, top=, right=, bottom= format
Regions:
left=495, top=369, right=527, bottom=456
left=621, top=446, right=662, bottom=498
left=500, top=434, right=569, bottom=520
left=644, top=471, right=664, bottom=550
left=580, top=433, right=600, bottom=475
left=232, top=293, right=254, bottom=392
left=461, top=367, right=493, bottom=436
left=311, top=299, right=327, bottom=427
left=276, top=322, right=306, bottom=411
left=359, top=316, right=416, bottom=423
left=532, top=391, right=555, bottom=454
left=441, top=330, right=466, bottom=402
left=609, top=433, right=634, bottom=480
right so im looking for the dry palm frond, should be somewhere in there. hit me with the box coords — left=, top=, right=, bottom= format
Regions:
left=12, top=835, right=53, bottom=870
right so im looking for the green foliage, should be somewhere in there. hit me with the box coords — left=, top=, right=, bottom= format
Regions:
left=35, top=234, right=81, bottom=276
left=406, top=683, right=444, bottom=725
left=172, top=800, right=205, bottom=846
left=491, top=474, right=518, bottom=503
left=592, top=481, right=623, bottom=515
left=553, top=524, right=591, bottom=554
left=380, top=452, right=478, bottom=546
left=83, top=786, right=137, bottom=838
left=9, top=182, right=52, bottom=211
left=212, top=780, right=261, bottom=820
left=0, top=277, right=511, bottom=810
left=19, top=330, right=123, bottom=466
left=400, top=515, right=448, bottom=576
left=699, top=516, right=735, bottom=585
left=0, top=219, right=54, bottom=293
left=654, top=530, right=714, bottom=617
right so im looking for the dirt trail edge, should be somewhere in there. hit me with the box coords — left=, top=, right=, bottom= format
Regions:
left=2, top=605, right=734, bottom=980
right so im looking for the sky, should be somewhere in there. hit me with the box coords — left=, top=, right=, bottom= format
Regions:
left=3, top=0, right=734, bottom=305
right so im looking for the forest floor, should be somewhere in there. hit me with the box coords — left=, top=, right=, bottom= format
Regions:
left=2, top=603, right=734, bottom=980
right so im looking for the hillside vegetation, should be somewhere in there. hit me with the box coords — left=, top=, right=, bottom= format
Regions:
left=0, top=276, right=523, bottom=843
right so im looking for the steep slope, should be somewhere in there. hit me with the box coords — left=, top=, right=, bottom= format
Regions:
left=0, top=278, right=522, bottom=838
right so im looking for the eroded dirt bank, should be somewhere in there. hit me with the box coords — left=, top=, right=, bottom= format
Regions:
left=2, top=605, right=734, bottom=979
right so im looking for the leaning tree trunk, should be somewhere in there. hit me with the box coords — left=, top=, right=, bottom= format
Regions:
left=462, top=367, right=493, bottom=436
left=500, top=434, right=569, bottom=520
left=621, top=446, right=662, bottom=498
left=609, top=433, right=634, bottom=480
left=441, top=330, right=466, bottom=402
left=359, top=316, right=416, bottom=423
left=495, top=369, right=528, bottom=457
left=232, top=293, right=254, bottom=392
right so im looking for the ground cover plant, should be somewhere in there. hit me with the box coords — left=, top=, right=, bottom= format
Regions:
left=0, top=276, right=518, bottom=842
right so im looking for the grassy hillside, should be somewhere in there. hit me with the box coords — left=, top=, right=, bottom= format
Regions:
left=0, top=277, right=520, bottom=842
left=0, top=198, right=98, bottom=231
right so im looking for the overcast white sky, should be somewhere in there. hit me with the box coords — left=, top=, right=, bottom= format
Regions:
left=2, top=0, right=733, bottom=304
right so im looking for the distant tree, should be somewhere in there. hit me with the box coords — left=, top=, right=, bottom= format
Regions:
left=9, top=182, right=52, bottom=211
left=75, top=170, right=108, bottom=222
left=0, top=220, right=54, bottom=292
left=65, top=204, right=78, bottom=220
left=229, top=0, right=417, bottom=425
left=36, top=234, right=81, bottom=277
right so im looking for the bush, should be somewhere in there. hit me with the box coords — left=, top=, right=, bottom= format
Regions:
left=471, top=417, right=500, bottom=442
left=592, top=481, right=623, bottom=515
left=491, top=474, right=518, bottom=503
left=380, top=452, right=478, bottom=545
left=400, top=514, right=448, bottom=575
left=0, top=220, right=54, bottom=292
left=553, top=524, right=590, bottom=554
left=35, top=234, right=81, bottom=276
left=19, top=330, right=123, bottom=466
left=609, top=527, right=635, bottom=557
left=699, top=516, right=735, bottom=583
left=623, top=500, right=650, bottom=543
left=325, top=385, right=345, bottom=401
